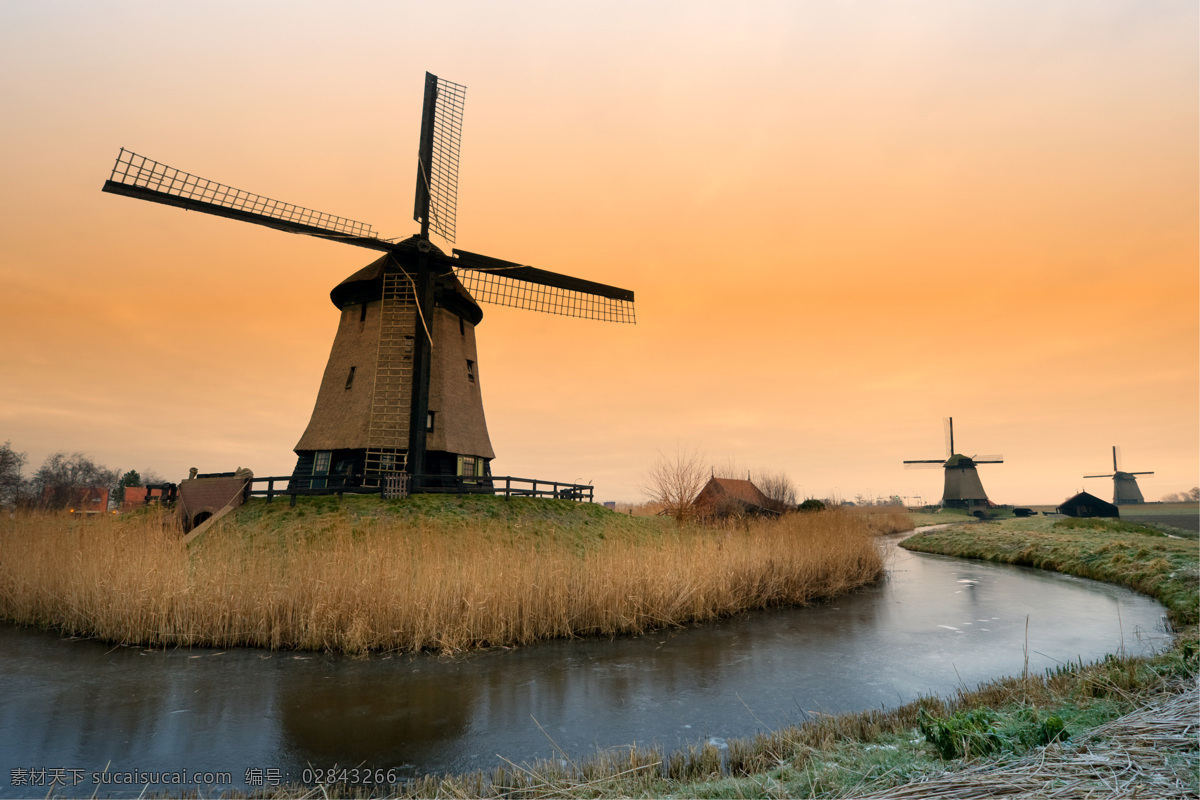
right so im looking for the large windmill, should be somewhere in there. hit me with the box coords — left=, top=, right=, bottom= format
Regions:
left=103, top=73, right=635, bottom=492
left=1085, top=446, right=1153, bottom=505
left=903, top=417, right=1004, bottom=508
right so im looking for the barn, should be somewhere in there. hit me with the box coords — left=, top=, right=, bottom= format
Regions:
left=692, top=477, right=779, bottom=520
left=1057, top=491, right=1120, bottom=519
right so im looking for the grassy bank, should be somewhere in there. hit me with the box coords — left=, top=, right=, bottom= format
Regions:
left=0, top=496, right=884, bottom=653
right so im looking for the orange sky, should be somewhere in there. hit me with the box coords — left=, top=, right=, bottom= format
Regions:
left=1, top=1, right=1196, bottom=504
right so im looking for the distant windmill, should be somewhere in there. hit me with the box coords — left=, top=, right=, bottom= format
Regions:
left=1085, top=446, right=1153, bottom=505
left=103, top=72, right=635, bottom=492
left=904, top=417, right=1004, bottom=508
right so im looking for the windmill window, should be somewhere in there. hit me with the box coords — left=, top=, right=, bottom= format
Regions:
left=458, top=455, right=477, bottom=479
left=345, top=366, right=356, bottom=390
left=459, top=317, right=465, bottom=336
left=313, top=451, right=331, bottom=475
left=466, top=360, right=475, bottom=383
left=426, top=411, right=435, bottom=432
left=379, top=452, right=396, bottom=471
left=360, top=303, right=368, bottom=323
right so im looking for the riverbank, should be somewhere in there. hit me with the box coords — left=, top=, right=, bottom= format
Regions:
left=303, top=515, right=1194, bottom=799
left=0, top=496, right=884, bottom=654
left=900, top=515, right=1198, bottom=629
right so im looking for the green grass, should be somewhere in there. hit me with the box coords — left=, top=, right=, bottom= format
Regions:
left=904, top=506, right=1010, bottom=528
left=906, top=508, right=974, bottom=527
left=206, top=494, right=665, bottom=555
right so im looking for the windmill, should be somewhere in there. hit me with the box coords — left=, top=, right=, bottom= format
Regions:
left=1085, top=446, right=1153, bottom=505
left=103, top=72, right=635, bottom=493
left=903, top=417, right=1004, bottom=508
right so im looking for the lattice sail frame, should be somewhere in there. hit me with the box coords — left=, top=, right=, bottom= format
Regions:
left=107, top=149, right=375, bottom=238
left=418, top=76, right=467, bottom=243
left=455, top=268, right=637, bottom=324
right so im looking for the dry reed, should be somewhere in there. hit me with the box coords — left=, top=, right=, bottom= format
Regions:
left=850, top=505, right=914, bottom=535
left=0, top=503, right=883, bottom=654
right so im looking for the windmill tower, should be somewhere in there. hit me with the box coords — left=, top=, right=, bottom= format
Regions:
left=103, top=73, right=635, bottom=493
left=903, top=418, right=1004, bottom=509
left=1085, top=446, right=1153, bottom=505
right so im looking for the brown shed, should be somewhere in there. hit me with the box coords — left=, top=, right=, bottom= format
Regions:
left=693, top=477, right=778, bottom=519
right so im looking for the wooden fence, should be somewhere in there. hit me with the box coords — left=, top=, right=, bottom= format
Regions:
left=247, top=474, right=593, bottom=506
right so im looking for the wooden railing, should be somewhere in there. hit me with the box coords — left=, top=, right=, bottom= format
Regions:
left=246, top=474, right=592, bottom=506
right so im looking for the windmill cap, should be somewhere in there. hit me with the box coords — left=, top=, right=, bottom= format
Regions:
left=330, top=249, right=483, bottom=324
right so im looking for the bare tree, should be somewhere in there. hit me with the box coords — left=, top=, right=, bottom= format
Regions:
left=140, top=468, right=168, bottom=486
left=30, top=452, right=118, bottom=510
left=0, top=441, right=26, bottom=510
left=755, top=470, right=797, bottom=512
left=642, top=446, right=708, bottom=524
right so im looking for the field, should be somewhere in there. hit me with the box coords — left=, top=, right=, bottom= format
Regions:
left=1118, top=501, right=1200, bottom=534
left=0, top=495, right=885, bottom=654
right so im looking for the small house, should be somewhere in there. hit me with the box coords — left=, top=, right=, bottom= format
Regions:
left=1057, top=491, right=1119, bottom=519
left=41, top=486, right=109, bottom=514
left=693, top=477, right=778, bottom=520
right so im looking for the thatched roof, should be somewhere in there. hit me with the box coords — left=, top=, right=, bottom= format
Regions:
left=693, top=477, right=777, bottom=518
left=330, top=254, right=483, bottom=324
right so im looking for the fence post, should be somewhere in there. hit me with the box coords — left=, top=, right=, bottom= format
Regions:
left=289, top=492, right=296, bottom=508
left=267, top=478, right=275, bottom=503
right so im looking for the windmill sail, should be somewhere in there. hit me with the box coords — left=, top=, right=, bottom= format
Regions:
left=452, top=249, right=636, bottom=323
left=414, top=73, right=466, bottom=243
left=102, top=147, right=637, bottom=322
left=103, top=70, right=636, bottom=497
left=904, top=417, right=1002, bottom=506
left=1084, top=445, right=1153, bottom=504
left=103, top=149, right=382, bottom=247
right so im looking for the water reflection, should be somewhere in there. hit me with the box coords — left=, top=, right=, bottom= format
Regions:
left=279, top=656, right=481, bottom=770
left=0, top=538, right=1168, bottom=797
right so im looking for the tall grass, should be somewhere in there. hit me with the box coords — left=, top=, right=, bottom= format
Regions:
left=0, top=502, right=883, bottom=654
left=848, top=505, right=913, bottom=535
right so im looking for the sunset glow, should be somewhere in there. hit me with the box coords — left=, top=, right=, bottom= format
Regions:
left=1, top=1, right=1195, bottom=504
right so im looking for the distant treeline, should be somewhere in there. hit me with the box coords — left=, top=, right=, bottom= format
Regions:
left=0, top=441, right=163, bottom=511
